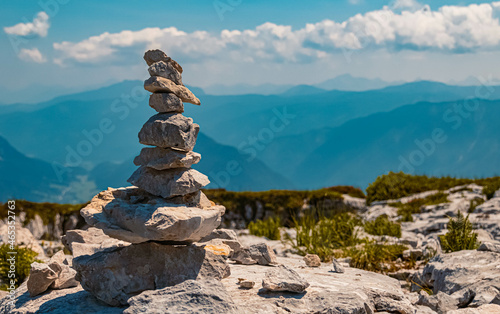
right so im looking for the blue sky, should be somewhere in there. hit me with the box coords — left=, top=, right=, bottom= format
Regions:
left=1, top=0, right=500, bottom=103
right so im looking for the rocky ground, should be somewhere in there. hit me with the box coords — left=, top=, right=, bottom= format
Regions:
left=1, top=185, right=500, bottom=313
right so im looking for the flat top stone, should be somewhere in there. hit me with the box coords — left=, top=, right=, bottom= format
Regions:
left=133, top=147, right=201, bottom=170
left=144, top=49, right=183, bottom=73
left=144, top=76, right=200, bottom=105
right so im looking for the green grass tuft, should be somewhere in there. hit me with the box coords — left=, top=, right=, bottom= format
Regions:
left=392, top=192, right=450, bottom=222
left=248, top=217, right=282, bottom=240
left=440, top=211, right=480, bottom=253
left=364, top=215, right=402, bottom=238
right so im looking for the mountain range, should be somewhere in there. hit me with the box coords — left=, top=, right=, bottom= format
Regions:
left=0, top=79, right=499, bottom=202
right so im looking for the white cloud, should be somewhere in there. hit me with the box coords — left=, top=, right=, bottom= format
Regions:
left=18, top=48, right=47, bottom=63
left=4, top=12, right=50, bottom=38
left=391, top=0, right=425, bottom=11
left=53, top=2, right=500, bottom=65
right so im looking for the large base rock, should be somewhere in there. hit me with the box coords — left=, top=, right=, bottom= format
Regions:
left=138, top=113, right=199, bottom=151
left=125, top=279, right=240, bottom=314
left=81, top=187, right=224, bottom=243
left=128, top=167, right=209, bottom=198
left=73, top=242, right=231, bottom=306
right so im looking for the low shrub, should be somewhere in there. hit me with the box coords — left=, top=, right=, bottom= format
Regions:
left=0, top=245, right=40, bottom=290
left=344, top=241, right=408, bottom=273
left=482, top=180, right=500, bottom=199
left=248, top=217, right=281, bottom=240
left=440, top=211, right=480, bottom=253
left=364, top=215, right=402, bottom=238
left=468, top=198, right=485, bottom=213
left=287, top=208, right=360, bottom=262
left=392, top=192, right=450, bottom=222
left=324, top=186, right=365, bottom=199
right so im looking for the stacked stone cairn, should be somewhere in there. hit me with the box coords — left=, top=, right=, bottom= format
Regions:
left=72, top=50, right=230, bottom=307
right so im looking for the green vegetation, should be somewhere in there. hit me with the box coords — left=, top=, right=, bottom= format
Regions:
left=0, top=245, right=41, bottom=290
left=248, top=217, right=281, bottom=240
left=324, top=186, right=365, bottom=199
left=469, top=198, right=485, bottom=213
left=345, top=241, right=408, bottom=273
left=286, top=208, right=360, bottom=262
left=364, top=215, right=402, bottom=238
left=366, top=172, right=500, bottom=204
left=440, top=211, right=480, bottom=253
left=392, top=192, right=450, bottom=222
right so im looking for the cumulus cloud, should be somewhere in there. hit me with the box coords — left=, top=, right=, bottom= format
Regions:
left=18, top=48, right=47, bottom=63
left=53, top=2, right=500, bottom=65
left=391, top=0, right=425, bottom=11
left=4, top=12, right=50, bottom=38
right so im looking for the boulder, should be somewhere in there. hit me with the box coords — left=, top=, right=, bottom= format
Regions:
left=478, top=242, right=500, bottom=253
left=133, top=147, right=201, bottom=170
left=144, top=77, right=200, bottom=105
left=262, top=265, right=310, bottom=293
left=73, top=242, right=231, bottom=306
left=27, top=263, right=58, bottom=297
left=416, top=291, right=458, bottom=313
left=149, top=93, right=184, bottom=113
left=47, top=251, right=78, bottom=290
left=61, top=227, right=130, bottom=258
left=0, top=223, right=45, bottom=258
left=125, top=279, right=240, bottom=314
left=447, top=304, right=500, bottom=313
left=148, top=61, right=182, bottom=85
left=415, top=250, right=500, bottom=307
left=303, top=254, right=321, bottom=267
left=144, top=49, right=183, bottom=73
left=138, top=113, right=199, bottom=151
left=80, top=187, right=224, bottom=243
left=128, top=167, right=210, bottom=198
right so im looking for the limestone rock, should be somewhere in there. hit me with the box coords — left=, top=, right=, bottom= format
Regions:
left=61, top=227, right=130, bottom=258
left=478, top=242, right=500, bottom=253
left=27, top=263, right=58, bottom=297
left=73, top=242, right=231, bottom=306
left=133, top=147, right=200, bottom=170
left=144, top=77, right=200, bottom=105
left=0, top=222, right=45, bottom=258
left=238, top=279, right=255, bottom=289
left=332, top=258, right=345, bottom=273
left=144, top=49, right=183, bottom=73
left=138, top=113, right=199, bottom=151
left=149, top=93, right=183, bottom=113
left=81, top=187, right=224, bottom=243
left=447, top=304, right=500, bottom=313
left=48, top=251, right=78, bottom=290
left=275, top=291, right=374, bottom=314
left=200, top=229, right=243, bottom=255
left=0, top=282, right=122, bottom=314
left=416, top=291, right=458, bottom=313
left=148, top=61, right=182, bottom=85
left=231, top=243, right=277, bottom=265
left=128, top=167, right=209, bottom=198
left=262, top=265, right=310, bottom=293
left=304, top=254, right=321, bottom=267
left=125, top=279, right=240, bottom=314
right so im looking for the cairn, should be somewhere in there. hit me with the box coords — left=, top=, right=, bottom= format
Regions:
left=72, top=50, right=230, bottom=306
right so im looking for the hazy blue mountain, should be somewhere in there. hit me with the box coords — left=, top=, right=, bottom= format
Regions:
left=292, top=99, right=500, bottom=189
left=0, top=135, right=94, bottom=203
left=315, top=74, right=398, bottom=91
left=281, top=85, right=327, bottom=96
left=203, top=83, right=293, bottom=95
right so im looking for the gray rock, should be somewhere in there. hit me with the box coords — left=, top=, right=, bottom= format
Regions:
left=231, top=243, right=277, bottom=265
left=138, top=113, right=199, bottom=151
left=403, top=248, right=424, bottom=260
left=478, top=242, right=500, bottom=253
left=133, top=147, right=201, bottom=170
left=416, top=291, right=458, bottom=313
left=149, top=93, right=183, bottom=113
left=144, top=77, right=200, bottom=105
left=125, top=279, right=240, bottom=314
left=47, top=251, right=78, bottom=290
left=447, top=304, right=500, bottom=313
left=415, top=250, right=500, bottom=307
left=81, top=187, right=224, bottom=243
left=27, top=263, right=58, bottom=297
left=262, top=265, right=310, bottom=293
left=148, top=61, right=182, bottom=85
left=303, top=254, right=321, bottom=267
left=128, top=166, right=210, bottom=198
left=144, top=49, right=183, bottom=73
left=332, top=258, right=345, bottom=273
left=61, top=227, right=130, bottom=258
left=200, top=229, right=243, bottom=256
left=73, top=242, right=231, bottom=306
left=0, top=222, right=45, bottom=258
left=0, top=282, right=122, bottom=314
